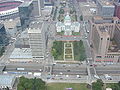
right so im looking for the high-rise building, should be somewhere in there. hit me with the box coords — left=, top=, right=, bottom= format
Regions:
left=0, top=24, right=9, bottom=46
left=97, top=0, right=115, bottom=17
left=18, top=1, right=33, bottom=28
left=114, top=0, right=120, bottom=3
left=44, top=0, right=55, bottom=6
left=40, top=0, right=44, bottom=9
left=114, top=24, right=120, bottom=48
left=28, top=21, right=45, bottom=61
left=114, top=2, right=120, bottom=19
left=32, top=0, right=44, bottom=17
left=90, top=16, right=120, bottom=63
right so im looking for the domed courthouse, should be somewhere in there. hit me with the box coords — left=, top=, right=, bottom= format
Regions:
left=56, top=13, right=80, bottom=35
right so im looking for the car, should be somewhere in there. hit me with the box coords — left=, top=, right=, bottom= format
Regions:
left=85, top=36, right=87, bottom=39
left=77, top=75, right=81, bottom=78
left=53, top=63, right=56, bottom=65
left=94, top=75, right=100, bottom=79
left=109, top=78, right=112, bottom=80
left=90, top=64, right=93, bottom=66
left=39, top=69, right=42, bottom=72
left=51, top=77, right=55, bottom=79
left=60, top=78, right=63, bottom=80
left=67, top=70, right=70, bottom=72
left=93, top=64, right=97, bottom=67
left=60, top=72, right=63, bottom=75
left=66, top=75, right=69, bottom=77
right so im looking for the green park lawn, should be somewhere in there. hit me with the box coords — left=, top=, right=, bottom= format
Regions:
left=72, top=32, right=80, bottom=36
left=51, top=41, right=64, bottom=60
left=47, top=83, right=89, bottom=90
left=73, top=40, right=86, bottom=61
left=57, top=31, right=64, bottom=35
left=51, top=41, right=86, bottom=61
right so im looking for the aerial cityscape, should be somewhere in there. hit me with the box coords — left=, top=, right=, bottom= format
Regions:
left=0, top=0, right=120, bottom=90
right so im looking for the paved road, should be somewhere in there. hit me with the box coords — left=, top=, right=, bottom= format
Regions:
left=52, top=64, right=87, bottom=75
left=95, top=66, right=120, bottom=75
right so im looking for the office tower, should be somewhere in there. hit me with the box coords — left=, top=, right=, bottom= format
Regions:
left=114, top=24, right=120, bottom=49
left=90, top=16, right=120, bottom=63
left=0, top=24, right=9, bottom=46
left=44, top=0, right=55, bottom=6
left=32, top=0, right=44, bottom=17
left=97, top=0, right=115, bottom=17
left=28, top=21, right=45, bottom=61
left=114, top=0, right=120, bottom=3
left=114, top=2, right=120, bottom=19
left=19, top=1, right=33, bottom=28
left=40, top=0, right=44, bottom=9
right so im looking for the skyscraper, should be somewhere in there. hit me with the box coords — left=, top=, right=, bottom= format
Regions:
left=19, top=1, right=33, bottom=28
left=28, top=21, right=45, bottom=62
left=97, top=0, right=115, bottom=17
left=0, top=24, right=8, bottom=46
left=114, top=0, right=120, bottom=3
left=32, top=0, right=44, bottom=17
left=114, top=2, right=120, bottom=19
left=90, top=16, right=120, bottom=63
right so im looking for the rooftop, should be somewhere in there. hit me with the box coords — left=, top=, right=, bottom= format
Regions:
left=114, top=2, right=120, bottom=6
left=0, top=23, right=4, bottom=29
left=0, top=75, right=15, bottom=86
left=19, top=1, right=32, bottom=7
left=28, top=21, right=44, bottom=33
left=99, top=0, right=113, bottom=6
left=93, top=16, right=119, bottom=24
left=10, top=48, right=32, bottom=59
left=20, top=30, right=29, bottom=38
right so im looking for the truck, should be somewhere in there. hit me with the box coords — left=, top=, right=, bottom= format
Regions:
left=104, top=74, right=112, bottom=80
left=33, top=72, right=41, bottom=77
left=16, top=68, right=25, bottom=71
left=28, top=72, right=32, bottom=75
left=3, top=71, right=7, bottom=74
left=94, top=75, right=100, bottom=79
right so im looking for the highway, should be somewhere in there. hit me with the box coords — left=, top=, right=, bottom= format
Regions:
left=95, top=66, right=120, bottom=75
left=52, top=64, right=87, bottom=75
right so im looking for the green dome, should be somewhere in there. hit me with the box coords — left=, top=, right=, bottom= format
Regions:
left=64, top=14, right=71, bottom=20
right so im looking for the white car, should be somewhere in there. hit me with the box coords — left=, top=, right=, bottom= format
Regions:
left=94, top=75, right=100, bottom=79
left=85, top=36, right=87, bottom=39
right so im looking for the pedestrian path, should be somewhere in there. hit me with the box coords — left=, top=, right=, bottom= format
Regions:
left=64, top=42, right=74, bottom=61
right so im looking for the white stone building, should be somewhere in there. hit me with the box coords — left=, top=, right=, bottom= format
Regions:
left=56, top=13, right=80, bottom=35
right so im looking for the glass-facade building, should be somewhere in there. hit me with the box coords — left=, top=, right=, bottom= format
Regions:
left=18, top=2, right=33, bottom=28
left=0, top=24, right=9, bottom=46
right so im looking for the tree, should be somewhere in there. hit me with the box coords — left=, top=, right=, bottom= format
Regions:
left=5, top=87, right=9, bottom=90
left=92, top=79, right=104, bottom=90
left=17, top=76, right=46, bottom=90
left=0, top=47, right=5, bottom=56
left=59, top=9, right=64, bottom=14
left=108, top=82, right=120, bottom=90
left=51, top=41, right=64, bottom=60
left=80, top=15, right=83, bottom=21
